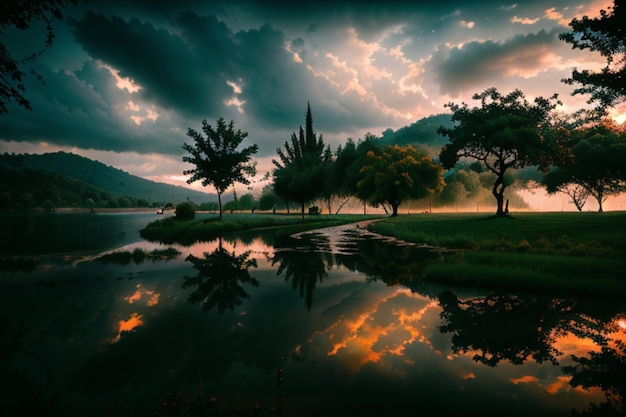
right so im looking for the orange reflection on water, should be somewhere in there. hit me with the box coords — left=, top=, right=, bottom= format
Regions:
left=112, top=312, right=143, bottom=342
left=124, top=284, right=160, bottom=306
left=319, top=289, right=438, bottom=374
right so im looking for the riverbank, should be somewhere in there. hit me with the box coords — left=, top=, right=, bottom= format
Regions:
left=369, top=211, right=626, bottom=298
left=139, top=213, right=384, bottom=244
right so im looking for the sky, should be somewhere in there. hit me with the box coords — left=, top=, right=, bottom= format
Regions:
left=1, top=0, right=624, bottom=209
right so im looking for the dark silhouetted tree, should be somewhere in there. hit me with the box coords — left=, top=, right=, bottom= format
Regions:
left=560, top=0, right=626, bottom=111
left=542, top=121, right=626, bottom=212
left=272, top=103, right=329, bottom=218
left=438, top=87, right=570, bottom=216
left=182, top=118, right=258, bottom=220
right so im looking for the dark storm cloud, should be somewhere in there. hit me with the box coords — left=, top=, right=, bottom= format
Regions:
left=432, top=28, right=563, bottom=97
left=0, top=58, right=188, bottom=155
left=69, top=12, right=233, bottom=118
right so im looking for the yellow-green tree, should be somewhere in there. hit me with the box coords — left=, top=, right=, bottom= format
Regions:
left=358, top=144, right=443, bottom=216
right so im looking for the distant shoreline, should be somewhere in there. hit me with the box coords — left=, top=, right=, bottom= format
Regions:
left=0, top=207, right=175, bottom=214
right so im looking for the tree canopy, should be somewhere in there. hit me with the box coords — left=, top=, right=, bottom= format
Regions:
left=560, top=0, right=625, bottom=111
left=358, top=144, right=443, bottom=216
left=272, top=103, right=329, bottom=217
left=438, top=87, right=569, bottom=216
left=182, top=117, right=258, bottom=220
left=542, top=121, right=626, bottom=212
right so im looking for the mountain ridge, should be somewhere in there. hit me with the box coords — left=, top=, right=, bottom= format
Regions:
left=0, top=151, right=216, bottom=205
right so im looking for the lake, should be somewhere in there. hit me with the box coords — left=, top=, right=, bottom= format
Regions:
left=0, top=212, right=623, bottom=417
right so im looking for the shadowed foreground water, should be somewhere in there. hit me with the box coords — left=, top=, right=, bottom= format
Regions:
left=0, top=213, right=624, bottom=417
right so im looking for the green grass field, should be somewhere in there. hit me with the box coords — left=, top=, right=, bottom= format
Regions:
left=369, top=212, right=626, bottom=298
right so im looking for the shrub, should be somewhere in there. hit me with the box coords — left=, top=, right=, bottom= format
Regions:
left=175, top=202, right=196, bottom=220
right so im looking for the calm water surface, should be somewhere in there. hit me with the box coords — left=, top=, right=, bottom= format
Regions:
left=0, top=213, right=624, bottom=417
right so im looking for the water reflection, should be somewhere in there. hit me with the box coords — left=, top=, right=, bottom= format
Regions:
left=438, top=290, right=625, bottom=415
left=339, top=237, right=444, bottom=288
left=272, top=233, right=333, bottom=311
left=2, top=214, right=625, bottom=416
left=563, top=319, right=626, bottom=416
left=0, top=314, right=65, bottom=416
left=183, top=237, right=259, bottom=313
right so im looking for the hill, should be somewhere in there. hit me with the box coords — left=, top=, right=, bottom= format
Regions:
left=380, top=113, right=453, bottom=157
left=0, top=151, right=216, bottom=207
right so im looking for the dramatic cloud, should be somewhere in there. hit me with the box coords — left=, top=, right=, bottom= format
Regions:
left=433, top=29, right=564, bottom=97
left=0, top=0, right=616, bottom=192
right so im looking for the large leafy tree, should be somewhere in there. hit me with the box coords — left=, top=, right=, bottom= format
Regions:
left=560, top=0, right=625, bottom=111
left=358, top=144, right=443, bottom=216
left=272, top=103, right=329, bottom=217
left=542, top=121, right=626, bottom=212
left=1, top=0, right=77, bottom=113
left=438, top=88, right=569, bottom=216
left=344, top=134, right=382, bottom=214
left=182, top=117, right=258, bottom=220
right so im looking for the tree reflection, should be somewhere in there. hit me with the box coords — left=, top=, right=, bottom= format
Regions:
left=563, top=319, right=626, bottom=416
left=338, top=238, right=443, bottom=288
left=438, top=291, right=581, bottom=366
left=272, top=234, right=333, bottom=311
left=438, top=291, right=625, bottom=375
left=182, top=238, right=258, bottom=313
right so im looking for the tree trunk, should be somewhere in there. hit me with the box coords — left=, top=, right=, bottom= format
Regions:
left=391, top=202, right=399, bottom=216
left=217, top=191, right=223, bottom=220
left=301, top=201, right=305, bottom=219
left=492, top=174, right=505, bottom=216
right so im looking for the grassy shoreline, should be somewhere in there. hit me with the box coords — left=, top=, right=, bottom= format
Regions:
left=369, top=212, right=626, bottom=298
left=140, top=213, right=382, bottom=244
left=139, top=211, right=626, bottom=299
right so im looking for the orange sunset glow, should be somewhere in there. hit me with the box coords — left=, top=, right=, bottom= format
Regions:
left=113, top=312, right=143, bottom=343
left=315, top=289, right=439, bottom=374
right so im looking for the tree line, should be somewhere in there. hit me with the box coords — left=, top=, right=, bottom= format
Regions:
left=182, top=2, right=626, bottom=217
left=0, top=165, right=167, bottom=211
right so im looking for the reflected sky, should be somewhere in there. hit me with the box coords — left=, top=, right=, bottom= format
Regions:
left=0, top=214, right=622, bottom=416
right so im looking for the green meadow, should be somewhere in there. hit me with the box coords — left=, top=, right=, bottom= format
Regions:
left=140, top=213, right=381, bottom=245
left=140, top=211, right=626, bottom=298
left=369, top=212, right=626, bottom=298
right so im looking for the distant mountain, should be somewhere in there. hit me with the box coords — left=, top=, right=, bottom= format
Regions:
left=0, top=151, right=216, bottom=205
left=380, top=113, right=453, bottom=157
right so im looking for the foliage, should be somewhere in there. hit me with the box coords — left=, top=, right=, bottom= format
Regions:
left=183, top=118, right=258, bottom=220
left=340, top=134, right=383, bottom=213
left=199, top=201, right=219, bottom=212
left=560, top=0, right=626, bottom=111
left=272, top=103, right=329, bottom=217
left=223, top=191, right=257, bottom=213
left=0, top=0, right=77, bottom=113
left=542, top=121, right=626, bottom=212
left=0, top=165, right=146, bottom=209
left=257, top=184, right=282, bottom=210
left=358, top=144, right=444, bottom=216
left=175, top=201, right=196, bottom=221
left=183, top=239, right=259, bottom=313
left=438, top=87, right=569, bottom=215
left=0, top=151, right=212, bottom=205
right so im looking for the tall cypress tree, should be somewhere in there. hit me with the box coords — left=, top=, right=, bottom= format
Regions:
left=272, top=103, right=329, bottom=217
